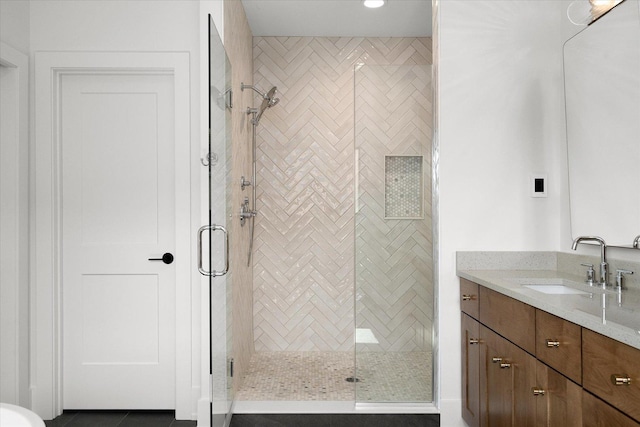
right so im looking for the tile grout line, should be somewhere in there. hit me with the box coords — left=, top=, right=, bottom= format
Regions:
left=113, top=411, right=130, bottom=427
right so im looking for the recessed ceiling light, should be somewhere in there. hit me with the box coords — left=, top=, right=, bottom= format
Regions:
left=363, top=0, right=386, bottom=8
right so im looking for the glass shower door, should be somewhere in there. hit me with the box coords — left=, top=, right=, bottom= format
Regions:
left=202, top=15, right=233, bottom=427
left=354, top=64, right=434, bottom=404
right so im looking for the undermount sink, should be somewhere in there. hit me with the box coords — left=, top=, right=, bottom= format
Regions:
left=522, top=284, right=591, bottom=295
left=507, top=278, right=593, bottom=295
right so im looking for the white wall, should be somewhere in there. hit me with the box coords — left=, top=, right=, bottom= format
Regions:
left=0, top=42, right=30, bottom=408
left=437, top=1, right=566, bottom=424
left=0, top=0, right=30, bottom=408
left=0, top=0, right=30, bottom=55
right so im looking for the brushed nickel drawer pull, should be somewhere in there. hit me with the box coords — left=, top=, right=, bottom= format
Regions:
left=611, top=375, right=632, bottom=386
left=469, top=338, right=480, bottom=345
left=462, top=294, right=476, bottom=301
left=500, top=362, right=512, bottom=369
left=546, top=339, right=560, bottom=348
left=532, top=388, right=546, bottom=396
left=492, top=357, right=503, bottom=363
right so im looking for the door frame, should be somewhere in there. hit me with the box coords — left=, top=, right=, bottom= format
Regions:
left=32, top=51, right=192, bottom=420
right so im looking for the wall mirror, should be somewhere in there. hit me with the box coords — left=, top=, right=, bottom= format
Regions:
left=564, top=0, right=640, bottom=247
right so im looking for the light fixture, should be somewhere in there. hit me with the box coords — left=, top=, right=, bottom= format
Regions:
left=567, top=0, right=622, bottom=25
left=363, top=0, right=386, bottom=8
left=589, top=0, right=622, bottom=20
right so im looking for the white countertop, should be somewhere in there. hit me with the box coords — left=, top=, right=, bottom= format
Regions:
left=457, top=269, right=640, bottom=351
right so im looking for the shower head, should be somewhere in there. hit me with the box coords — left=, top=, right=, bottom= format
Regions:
left=242, top=83, right=279, bottom=124
left=265, top=86, right=280, bottom=108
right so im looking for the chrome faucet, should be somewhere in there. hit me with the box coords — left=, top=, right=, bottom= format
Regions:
left=615, top=269, right=633, bottom=291
left=571, top=236, right=609, bottom=288
left=633, top=235, right=640, bottom=248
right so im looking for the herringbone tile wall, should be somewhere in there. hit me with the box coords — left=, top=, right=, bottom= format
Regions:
left=225, top=0, right=254, bottom=392
left=252, top=37, right=432, bottom=352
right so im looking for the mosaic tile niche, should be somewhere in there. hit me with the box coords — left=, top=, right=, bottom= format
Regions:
left=384, top=155, right=424, bottom=219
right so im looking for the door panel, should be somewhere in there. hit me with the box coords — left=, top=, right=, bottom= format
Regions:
left=535, top=361, right=582, bottom=427
left=461, top=313, right=480, bottom=427
left=76, top=91, right=161, bottom=244
left=480, top=325, right=536, bottom=427
left=62, top=72, right=176, bottom=409
left=481, top=326, right=513, bottom=427
left=80, top=274, right=159, bottom=364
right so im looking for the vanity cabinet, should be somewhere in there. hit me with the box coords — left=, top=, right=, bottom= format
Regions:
left=582, top=329, right=640, bottom=422
left=460, top=280, right=640, bottom=427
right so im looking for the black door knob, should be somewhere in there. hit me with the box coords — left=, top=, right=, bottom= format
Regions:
left=148, top=253, right=174, bottom=264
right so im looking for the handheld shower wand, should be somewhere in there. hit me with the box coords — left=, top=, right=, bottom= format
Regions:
left=241, top=83, right=279, bottom=125
left=241, top=82, right=280, bottom=266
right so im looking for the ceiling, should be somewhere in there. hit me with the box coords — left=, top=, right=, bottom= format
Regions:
left=240, top=0, right=432, bottom=37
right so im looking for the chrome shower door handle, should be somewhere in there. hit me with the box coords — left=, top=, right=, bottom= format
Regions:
left=197, top=224, right=229, bottom=277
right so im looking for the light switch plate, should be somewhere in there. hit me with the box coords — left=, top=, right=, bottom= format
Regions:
left=531, top=174, right=547, bottom=198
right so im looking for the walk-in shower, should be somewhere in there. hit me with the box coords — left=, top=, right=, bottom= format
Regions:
left=239, top=82, right=280, bottom=266
left=234, top=37, right=435, bottom=412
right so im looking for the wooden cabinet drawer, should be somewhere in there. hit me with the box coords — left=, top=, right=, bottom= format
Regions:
left=583, top=329, right=640, bottom=422
left=583, top=390, right=640, bottom=427
left=536, top=309, right=582, bottom=384
left=460, top=279, right=479, bottom=319
left=479, top=286, right=535, bottom=354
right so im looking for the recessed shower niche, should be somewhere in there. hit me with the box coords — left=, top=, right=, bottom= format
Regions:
left=384, top=155, right=425, bottom=219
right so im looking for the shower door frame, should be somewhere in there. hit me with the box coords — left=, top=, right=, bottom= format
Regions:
left=204, top=13, right=235, bottom=427
left=31, top=51, right=193, bottom=420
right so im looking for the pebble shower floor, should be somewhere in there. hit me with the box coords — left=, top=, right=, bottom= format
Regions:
left=236, top=351, right=432, bottom=402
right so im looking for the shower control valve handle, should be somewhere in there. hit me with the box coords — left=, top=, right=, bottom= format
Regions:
left=239, top=197, right=257, bottom=226
left=241, top=176, right=252, bottom=190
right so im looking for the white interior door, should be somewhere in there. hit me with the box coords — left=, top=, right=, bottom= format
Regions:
left=61, top=72, right=176, bottom=409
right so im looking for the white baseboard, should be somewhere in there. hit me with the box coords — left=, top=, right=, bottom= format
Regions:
left=438, top=398, right=466, bottom=427
left=197, top=397, right=210, bottom=427
left=233, top=400, right=439, bottom=414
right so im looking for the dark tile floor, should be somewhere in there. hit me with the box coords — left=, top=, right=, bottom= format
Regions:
left=45, top=411, right=196, bottom=427
left=45, top=411, right=440, bottom=426
left=230, top=414, right=441, bottom=427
